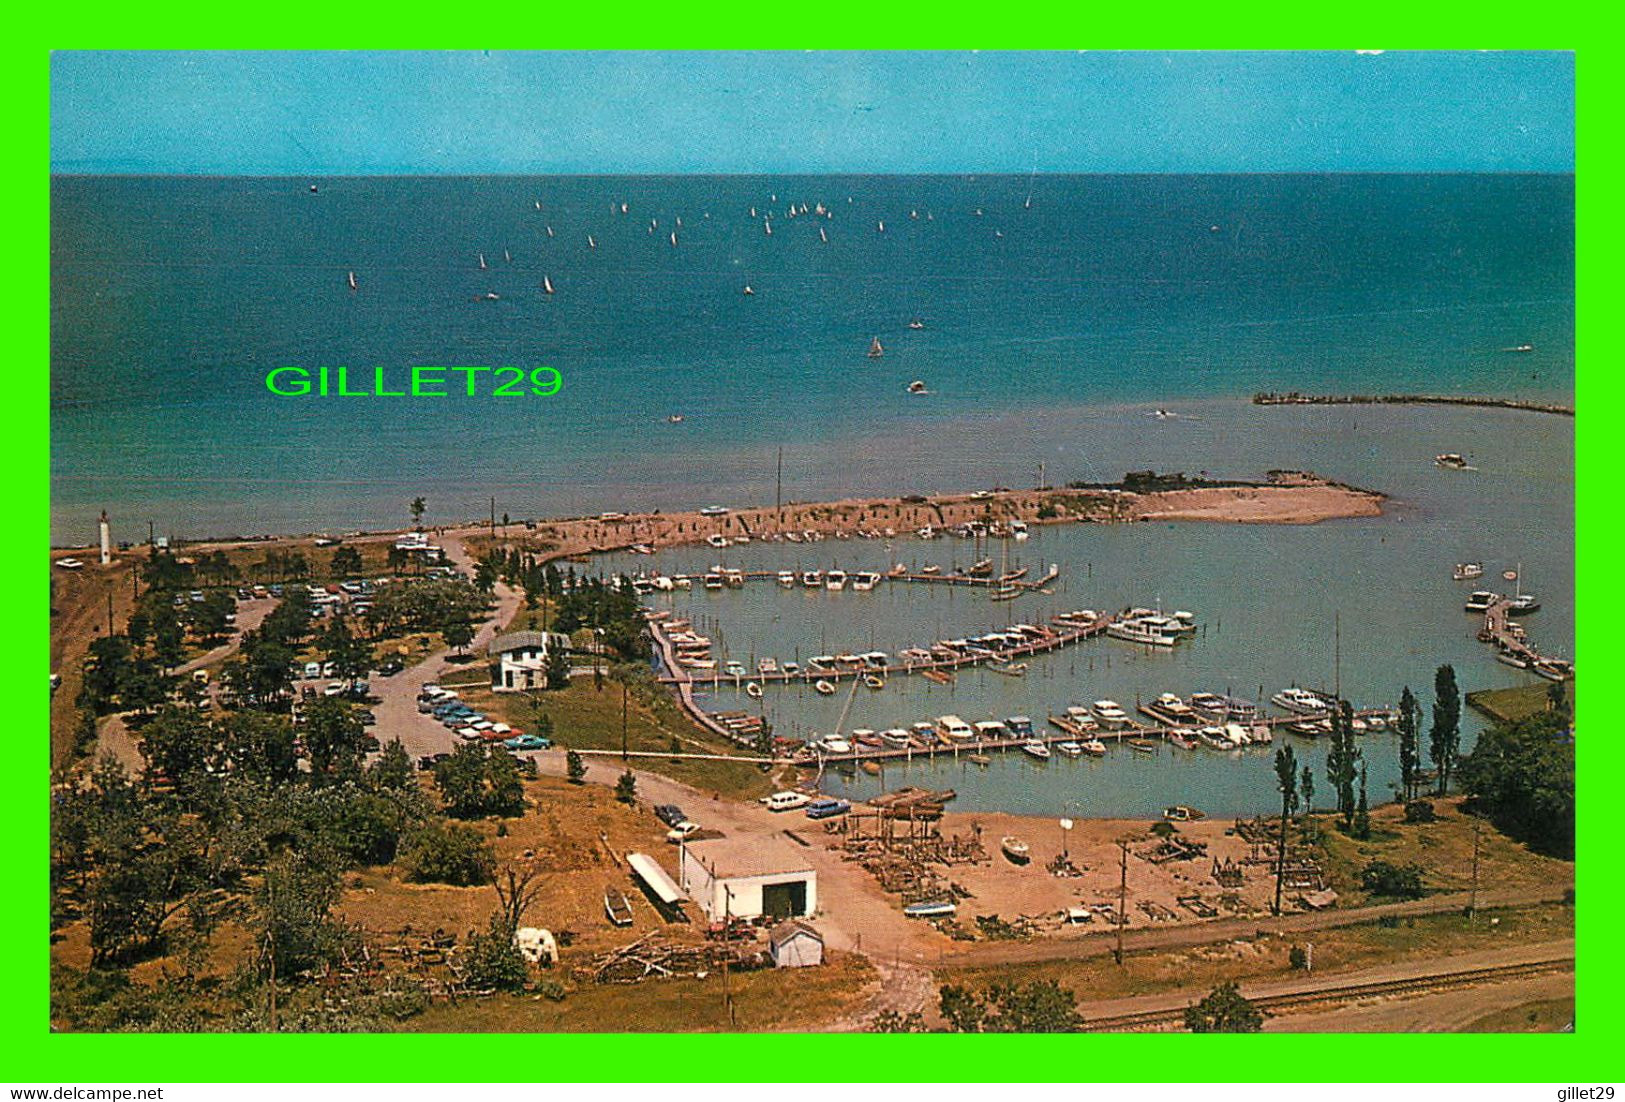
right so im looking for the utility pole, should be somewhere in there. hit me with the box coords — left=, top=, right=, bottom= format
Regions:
left=1469, top=819, right=1482, bottom=921
left=106, top=592, right=114, bottom=637
left=490, top=496, right=496, bottom=542
left=776, top=445, right=783, bottom=518
left=721, top=884, right=736, bottom=1026
left=1114, top=839, right=1128, bottom=965
left=621, top=678, right=629, bottom=762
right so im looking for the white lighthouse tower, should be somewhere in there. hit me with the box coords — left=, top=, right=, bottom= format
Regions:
left=98, top=510, right=111, bottom=565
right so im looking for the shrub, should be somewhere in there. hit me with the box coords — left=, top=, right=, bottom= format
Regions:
left=1403, top=800, right=1437, bottom=824
left=1361, top=860, right=1426, bottom=900
left=1288, top=945, right=1308, bottom=971
left=401, top=821, right=495, bottom=886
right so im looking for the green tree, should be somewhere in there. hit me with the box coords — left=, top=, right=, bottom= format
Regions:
left=302, top=697, right=367, bottom=787
left=433, top=743, right=525, bottom=819
left=1272, top=744, right=1298, bottom=916
left=1396, top=685, right=1422, bottom=802
left=1430, top=664, right=1462, bottom=796
left=410, top=497, right=426, bottom=529
left=254, top=851, right=355, bottom=983
left=1360, top=860, right=1426, bottom=899
left=369, top=738, right=414, bottom=790
left=1184, top=982, right=1264, bottom=1033
left=1299, top=766, right=1315, bottom=818
left=152, top=608, right=186, bottom=670
left=565, top=749, right=587, bottom=785
left=319, top=618, right=372, bottom=686
left=462, top=912, right=529, bottom=991
left=1325, top=700, right=1361, bottom=830
left=192, top=591, right=235, bottom=642
left=545, top=647, right=571, bottom=691
left=614, top=770, right=637, bottom=805
left=1459, top=709, right=1574, bottom=858
left=139, top=705, right=222, bottom=802
left=938, top=980, right=1082, bottom=1032
left=401, top=821, right=495, bottom=886
left=330, top=546, right=364, bottom=578
left=1353, top=762, right=1371, bottom=840
left=443, top=617, right=475, bottom=656
left=80, top=635, right=133, bottom=713
left=221, top=711, right=299, bottom=786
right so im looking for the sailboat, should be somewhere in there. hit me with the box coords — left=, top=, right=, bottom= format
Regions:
left=346, top=271, right=357, bottom=291
left=819, top=227, right=827, bottom=243
left=620, top=202, right=628, bottom=214
left=670, top=231, right=678, bottom=247
left=877, top=220, right=885, bottom=233
left=546, top=226, right=554, bottom=238
left=588, top=234, right=596, bottom=248
left=478, top=253, right=487, bottom=270
left=764, top=220, right=772, bottom=236
left=503, top=249, right=511, bottom=263
left=742, top=284, right=755, bottom=296
left=1024, top=153, right=1037, bottom=210
left=868, top=337, right=884, bottom=359
left=542, top=276, right=555, bottom=295
left=534, top=201, right=542, bottom=211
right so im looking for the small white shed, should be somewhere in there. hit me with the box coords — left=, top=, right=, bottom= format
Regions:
left=768, top=920, right=824, bottom=968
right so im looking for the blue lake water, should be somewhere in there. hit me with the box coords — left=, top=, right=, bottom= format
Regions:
left=51, top=173, right=1574, bottom=817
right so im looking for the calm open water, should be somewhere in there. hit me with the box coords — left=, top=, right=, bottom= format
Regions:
left=52, top=174, right=1573, bottom=816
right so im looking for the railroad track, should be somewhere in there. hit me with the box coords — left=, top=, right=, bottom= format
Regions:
left=1079, top=955, right=1575, bottom=1032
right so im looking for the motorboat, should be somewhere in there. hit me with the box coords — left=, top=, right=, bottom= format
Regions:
left=801, top=570, right=823, bottom=588
left=1055, top=741, right=1084, bottom=758
left=778, top=570, right=796, bottom=587
left=706, top=534, right=730, bottom=549
left=1271, top=687, right=1330, bottom=714
left=1091, top=700, right=1129, bottom=729
left=1001, top=836, right=1031, bottom=864
left=1464, top=591, right=1498, bottom=612
left=818, top=736, right=852, bottom=754
left=1435, top=453, right=1470, bottom=470
left=825, top=569, right=848, bottom=591
left=1454, top=562, right=1485, bottom=581
left=1081, top=739, right=1108, bottom=756
left=880, top=728, right=913, bottom=749
left=1021, top=740, right=1051, bottom=760
left=904, top=899, right=957, bottom=918
left=745, top=682, right=763, bottom=699
left=814, top=680, right=837, bottom=695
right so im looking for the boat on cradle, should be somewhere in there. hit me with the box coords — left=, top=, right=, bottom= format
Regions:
left=1271, top=687, right=1331, bottom=714
left=604, top=888, right=634, bottom=927
left=904, top=899, right=957, bottom=918
left=1055, top=741, right=1084, bottom=758
left=745, top=682, right=763, bottom=699
left=1454, top=562, right=1485, bottom=581
left=1021, top=740, right=1051, bottom=760
left=1001, top=836, right=1031, bottom=864
left=814, top=680, right=837, bottom=695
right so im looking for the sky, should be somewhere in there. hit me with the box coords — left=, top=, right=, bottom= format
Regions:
left=50, top=51, right=1574, bottom=175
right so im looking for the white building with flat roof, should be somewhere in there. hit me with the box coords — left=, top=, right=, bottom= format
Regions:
left=678, top=837, right=817, bottom=922
left=488, top=630, right=572, bottom=692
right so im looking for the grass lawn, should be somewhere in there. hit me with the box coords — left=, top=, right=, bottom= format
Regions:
left=1312, top=799, right=1573, bottom=904
left=1460, top=995, right=1575, bottom=1033
left=1467, top=679, right=1574, bottom=724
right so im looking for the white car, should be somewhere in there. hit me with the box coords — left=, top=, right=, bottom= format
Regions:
left=760, top=791, right=811, bottom=812
left=323, top=682, right=345, bottom=696
left=457, top=727, right=483, bottom=741
left=665, top=821, right=702, bottom=843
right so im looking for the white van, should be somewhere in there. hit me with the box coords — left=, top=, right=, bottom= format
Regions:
left=303, top=662, right=322, bottom=679
left=762, top=791, right=811, bottom=812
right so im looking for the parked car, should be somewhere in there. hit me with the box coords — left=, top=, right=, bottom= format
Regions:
left=805, top=798, right=851, bottom=820
left=665, top=821, right=702, bottom=843
left=377, top=659, right=404, bottom=676
left=323, top=682, right=344, bottom=696
left=357, top=710, right=377, bottom=726
left=504, top=734, right=552, bottom=751
left=303, top=662, right=322, bottom=679
left=761, top=791, right=811, bottom=812
left=654, top=804, right=688, bottom=828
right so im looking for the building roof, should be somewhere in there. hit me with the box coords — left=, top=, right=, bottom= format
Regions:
left=626, top=852, right=685, bottom=906
left=683, top=835, right=815, bottom=880
left=488, top=630, right=566, bottom=657
left=768, top=920, right=822, bottom=949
